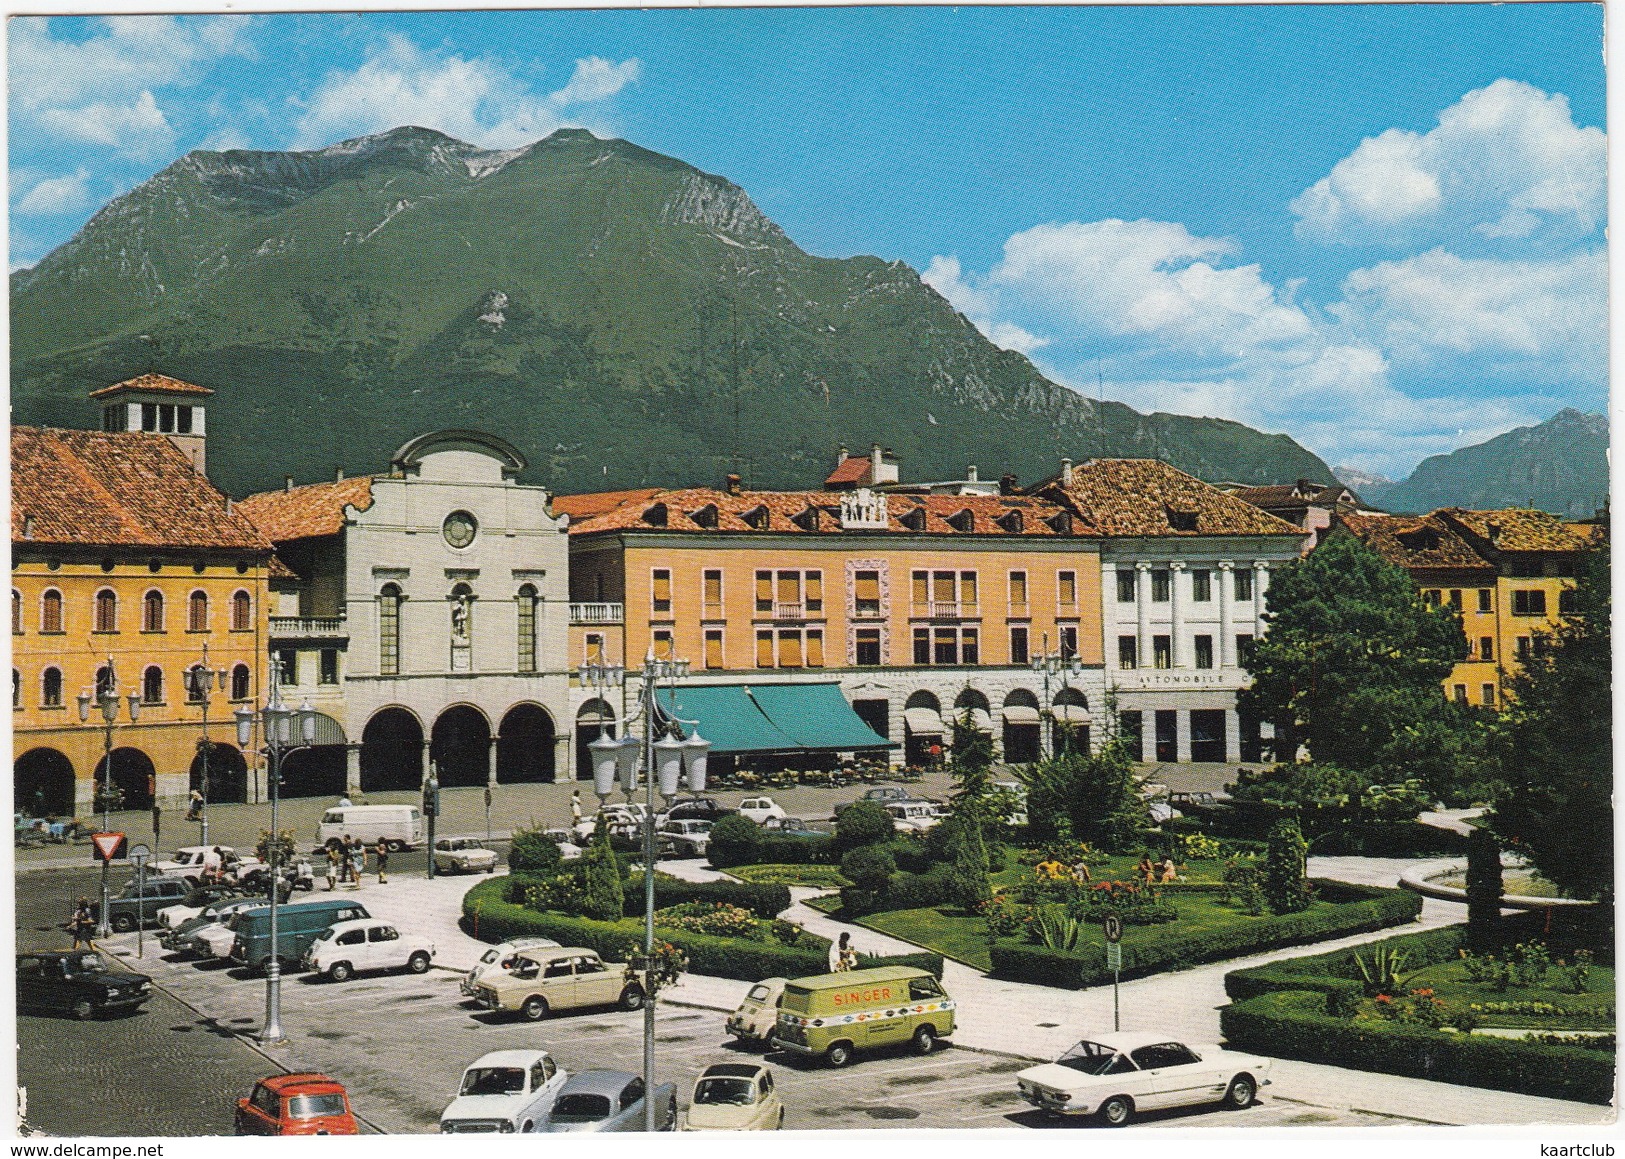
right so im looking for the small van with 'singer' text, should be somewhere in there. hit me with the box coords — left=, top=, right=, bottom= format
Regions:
left=770, top=965, right=953, bottom=1067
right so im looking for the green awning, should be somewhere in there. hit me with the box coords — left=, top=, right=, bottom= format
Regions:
left=741, top=683, right=895, bottom=752
left=657, top=683, right=894, bottom=754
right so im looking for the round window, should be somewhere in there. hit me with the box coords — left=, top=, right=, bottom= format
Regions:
left=443, top=510, right=478, bottom=549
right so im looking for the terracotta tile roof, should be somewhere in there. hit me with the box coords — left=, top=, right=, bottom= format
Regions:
left=823, top=457, right=872, bottom=487
left=88, top=373, right=216, bottom=399
left=567, top=487, right=1084, bottom=538
left=1039, top=459, right=1303, bottom=538
left=1435, top=508, right=1600, bottom=554
left=238, top=476, right=377, bottom=543
left=551, top=488, right=663, bottom=522
left=11, top=426, right=271, bottom=552
left=1228, top=481, right=1357, bottom=508
left=1335, top=512, right=1493, bottom=571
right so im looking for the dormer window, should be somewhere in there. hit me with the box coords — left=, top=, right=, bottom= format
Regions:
left=643, top=503, right=668, bottom=528
left=743, top=505, right=771, bottom=531
left=1398, top=528, right=1440, bottom=552
left=996, top=510, right=1023, bottom=534
left=790, top=506, right=820, bottom=532
left=899, top=506, right=927, bottom=532
left=1167, top=508, right=1199, bottom=532
left=689, top=504, right=719, bottom=530
left=945, top=508, right=976, bottom=533
left=1045, top=511, right=1073, bottom=535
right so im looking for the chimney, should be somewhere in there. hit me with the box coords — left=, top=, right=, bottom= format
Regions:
left=966, top=465, right=979, bottom=482
left=335, top=466, right=345, bottom=482
left=1060, top=458, right=1073, bottom=483
left=21, top=514, right=34, bottom=540
left=284, top=475, right=294, bottom=493
left=836, top=444, right=849, bottom=464
left=999, top=473, right=1018, bottom=496
left=725, top=473, right=743, bottom=496
left=872, top=445, right=899, bottom=486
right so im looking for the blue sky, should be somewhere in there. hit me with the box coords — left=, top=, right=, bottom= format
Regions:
left=8, top=4, right=1607, bottom=478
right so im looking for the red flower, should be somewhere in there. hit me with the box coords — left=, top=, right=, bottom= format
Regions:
left=1374, top=994, right=1393, bottom=1004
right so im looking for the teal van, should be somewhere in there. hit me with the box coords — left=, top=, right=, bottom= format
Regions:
left=230, top=899, right=370, bottom=973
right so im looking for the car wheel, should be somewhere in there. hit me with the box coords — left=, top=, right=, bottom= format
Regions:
left=777, top=1107, right=785, bottom=1130
left=825, top=1041, right=853, bottom=1068
left=71, top=998, right=95, bottom=1021
left=111, top=914, right=136, bottom=933
left=388, top=840, right=405, bottom=853
left=520, top=1121, right=533, bottom=1133
left=911, top=1024, right=937, bottom=1055
left=521, top=996, right=549, bottom=1021
left=619, top=985, right=645, bottom=1011
left=1223, top=1074, right=1256, bottom=1110
left=407, top=952, right=431, bottom=974
left=327, top=961, right=353, bottom=983
left=1098, top=1095, right=1133, bottom=1127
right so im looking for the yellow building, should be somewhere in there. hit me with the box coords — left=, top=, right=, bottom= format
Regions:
left=12, top=377, right=276, bottom=817
left=556, top=480, right=1103, bottom=774
left=1336, top=508, right=1599, bottom=708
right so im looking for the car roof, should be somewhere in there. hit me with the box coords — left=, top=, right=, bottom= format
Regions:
left=467, top=1049, right=550, bottom=1069
left=263, top=1073, right=346, bottom=1095
left=437, top=834, right=491, bottom=843
left=698, top=1063, right=766, bottom=1080
left=1082, top=1031, right=1183, bottom=1052
left=324, top=918, right=386, bottom=933
left=501, top=935, right=563, bottom=947
left=558, top=1070, right=637, bottom=1095
left=786, top=965, right=927, bottom=989
left=515, top=946, right=597, bottom=963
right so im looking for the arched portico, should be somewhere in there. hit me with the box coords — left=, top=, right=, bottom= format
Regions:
left=361, top=707, right=425, bottom=792
left=431, top=704, right=493, bottom=788
left=498, top=703, right=556, bottom=784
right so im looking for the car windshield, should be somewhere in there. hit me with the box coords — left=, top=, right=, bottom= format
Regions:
left=694, top=1078, right=755, bottom=1106
left=479, top=949, right=500, bottom=965
left=287, top=1094, right=347, bottom=1119
left=313, top=927, right=337, bottom=942
left=746, top=984, right=774, bottom=1002
left=461, top=1067, right=526, bottom=1096
left=550, top=1094, right=611, bottom=1122
left=67, top=953, right=104, bottom=975
left=1056, top=1041, right=1128, bottom=1075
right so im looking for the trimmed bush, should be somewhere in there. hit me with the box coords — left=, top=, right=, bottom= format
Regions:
left=752, top=835, right=838, bottom=865
left=508, top=829, right=565, bottom=876
left=835, top=800, right=895, bottom=850
left=705, top=815, right=762, bottom=868
left=854, top=949, right=946, bottom=980
left=623, top=875, right=791, bottom=921
left=841, top=844, right=896, bottom=892
left=841, top=868, right=957, bottom=917
left=1220, top=988, right=1614, bottom=1105
left=1225, top=924, right=1467, bottom=1013
left=1264, top=820, right=1311, bottom=914
left=989, top=880, right=1421, bottom=988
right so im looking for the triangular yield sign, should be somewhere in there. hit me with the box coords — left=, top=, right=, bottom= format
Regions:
left=91, top=832, right=125, bottom=861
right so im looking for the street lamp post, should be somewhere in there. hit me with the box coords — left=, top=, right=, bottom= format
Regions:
left=582, top=650, right=709, bottom=1132
left=183, top=645, right=229, bottom=848
left=77, top=658, right=140, bottom=938
left=235, top=662, right=315, bottom=1046
left=1031, top=632, right=1083, bottom=757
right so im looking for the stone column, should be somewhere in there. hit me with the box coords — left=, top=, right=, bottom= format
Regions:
left=345, top=743, right=362, bottom=796
left=555, top=732, right=573, bottom=784
left=1169, top=561, right=1187, bottom=667
left=487, top=735, right=500, bottom=788
left=1135, top=562, right=1152, bottom=667
left=1254, top=562, right=1270, bottom=637
left=421, top=740, right=433, bottom=786
left=1174, top=709, right=1191, bottom=762
left=1224, top=709, right=1242, bottom=764
left=1218, top=561, right=1235, bottom=667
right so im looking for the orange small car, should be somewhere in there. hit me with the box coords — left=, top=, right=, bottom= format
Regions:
left=235, top=1073, right=359, bottom=1136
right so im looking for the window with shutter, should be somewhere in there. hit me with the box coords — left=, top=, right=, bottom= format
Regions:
left=911, top=571, right=929, bottom=608
left=807, top=630, right=824, bottom=667
left=188, top=590, right=209, bottom=631
left=703, top=570, right=723, bottom=615
left=855, top=570, right=880, bottom=616
left=755, top=571, right=773, bottom=612
left=805, top=571, right=823, bottom=612
left=1058, top=571, right=1077, bottom=608
left=41, top=590, right=63, bottom=634
left=778, top=630, right=802, bottom=668
left=777, top=572, right=799, bottom=607
left=756, top=630, right=774, bottom=668
left=1008, top=571, right=1027, bottom=611
left=960, top=571, right=977, bottom=609
left=652, top=570, right=672, bottom=614
left=704, top=630, right=724, bottom=669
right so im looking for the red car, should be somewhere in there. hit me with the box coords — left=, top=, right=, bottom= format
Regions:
left=235, top=1073, right=359, bottom=1136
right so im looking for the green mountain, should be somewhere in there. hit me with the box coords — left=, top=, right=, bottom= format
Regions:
left=11, top=126, right=1334, bottom=498
left=1372, top=409, right=1608, bottom=518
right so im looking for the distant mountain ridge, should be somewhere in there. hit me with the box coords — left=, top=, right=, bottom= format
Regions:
left=1364, top=409, right=1608, bottom=518
left=10, top=126, right=1336, bottom=498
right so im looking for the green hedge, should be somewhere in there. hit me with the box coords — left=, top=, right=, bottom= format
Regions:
left=463, top=879, right=942, bottom=984
left=1224, top=923, right=1468, bottom=1005
left=841, top=869, right=956, bottom=917
left=988, top=881, right=1422, bottom=989
left=623, top=875, right=792, bottom=921
left=1220, top=988, right=1614, bottom=1105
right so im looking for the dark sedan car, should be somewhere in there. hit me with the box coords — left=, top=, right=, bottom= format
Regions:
left=17, top=950, right=152, bottom=1020
left=95, top=876, right=192, bottom=932
left=659, top=798, right=736, bottom=825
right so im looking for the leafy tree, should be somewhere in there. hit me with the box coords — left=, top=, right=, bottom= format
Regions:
left=1239, top=533, right=1473, bottom=792
left=580, top=813, right=625, bottom=921
left=705, top=814, right=761, bottom=869
left=941, top=817, right=992, bottom=912
left=1263, top=819, right=1311, bottom=914
left=944, top=709, right=994, bottom=905
left=1465, top=825, right=1504, bottom=952
left=1490, top=548, right=1611, bottom=901
left=508, top=827, right=564, bottom=876
left=1229, top=762, right=1363, bottom=809
left=1015, top=740, right=1143, bottom=852
left=834, top=799, right=895, bottom=851
left=840, top=844, right=896, bottom=893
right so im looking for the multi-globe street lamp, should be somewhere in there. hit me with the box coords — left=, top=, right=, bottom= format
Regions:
left=77, top=658, right=141, bottom=938
left=182, top=645, right=229, bottom=848
left=234, top=664, right=316, bottom=1046
left=581, top=649, right=710, bottom=1132
left=1031, top=632, right=1083, bottom=757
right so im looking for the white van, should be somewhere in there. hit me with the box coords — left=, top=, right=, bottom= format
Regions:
left=316, top=805, right=424, bottom=852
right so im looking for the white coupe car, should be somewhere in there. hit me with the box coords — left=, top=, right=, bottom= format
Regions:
left=736, top=796, right=787, bottom=825
left=441, top=1049, right=569, bottom=1134
left=1015, top=1032, right=1271, bottom=1126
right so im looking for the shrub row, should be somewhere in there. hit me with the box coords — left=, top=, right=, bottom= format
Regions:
left=840, top=869, right=956, bottom=918
left=623, top=875, right=792, bottom=921
left=988, top=880, right=1422, bottom=989
left=1219, top=988, right=1614, bottom=1105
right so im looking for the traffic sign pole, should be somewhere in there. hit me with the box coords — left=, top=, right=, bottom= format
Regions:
left=1103, top=916, right=1124, bottom=1032
left=130, top=844, right=151, bottom=958
left=91, top=832, right=127, bottom=940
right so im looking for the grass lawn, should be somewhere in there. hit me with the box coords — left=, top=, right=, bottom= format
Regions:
left=727, top=863, right=849, bottom=889
left=1382, top=959, right=1617, bottom=1029
left=804, top=894, right=841, bottom=915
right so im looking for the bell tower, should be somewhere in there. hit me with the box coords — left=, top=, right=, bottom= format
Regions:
left=90, top=373, right=214, bottom=475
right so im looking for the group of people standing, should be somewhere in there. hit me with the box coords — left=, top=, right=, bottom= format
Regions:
left=324, top=835, right=389, bottom=889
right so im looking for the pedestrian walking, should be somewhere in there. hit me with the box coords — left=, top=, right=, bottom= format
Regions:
left=185, top=789, right=203, bottom=822
left=349, top=837, right=366, bottom=888
left=71, top=898, right=94, bottom=948
left=829, top=931, right=853, bottom=973
left=570, top=789, right=583, bottom=823
left=337, top=836, right=353, bottom=883
left=203, top=845, right=224, bottom=884
left=374, top=837, right=389, bottom=884
left=325, top=846, right=340, bottom=890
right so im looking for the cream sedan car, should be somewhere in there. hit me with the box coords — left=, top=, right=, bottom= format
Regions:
left=682, top=1063, right=783, bottom=1131
left=433, top=836, right=499, bottom=875
left=1015, top=1032, right=1271, bottom=1126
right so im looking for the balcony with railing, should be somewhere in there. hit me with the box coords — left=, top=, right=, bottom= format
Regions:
left=925, top=600, right=977, bottom=619
left=269, top=616, right=348, bottom=640
left=570, top=602, right=624, bottom=624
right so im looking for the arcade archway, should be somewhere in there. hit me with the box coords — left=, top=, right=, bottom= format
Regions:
left=361, top=707, right=424, bottom=792
left=575, top=699, right=616, bottom=781
left=189, top=742, right=248, bottom=804
left=16, top=748, right=74, bottom=816
left=498, top=704, right=556, bottom=784
left=95, top=747, right=155, bottom=811
left=431, top=705, right=492, bottom=788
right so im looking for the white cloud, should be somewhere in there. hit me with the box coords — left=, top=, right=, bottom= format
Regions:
left=14, top=169, right=93, bottom=217
left=39, top=91, right=173, bottom=156
left=923, top=254, right=1047, bottom=354
left=292, top=35, right=640, bottom=150
left=1292, top=79, right=1605, bottom=246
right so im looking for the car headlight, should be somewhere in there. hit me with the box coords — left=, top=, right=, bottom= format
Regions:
left=1052, top=1093, right=1071, bottom=1102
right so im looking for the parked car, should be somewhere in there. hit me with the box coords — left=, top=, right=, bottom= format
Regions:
left=883, top=801, right=941, bottom=832
left=16, top=950, right=151, bottom=1020
left=161, top=897, right=265, bottom=954
left=316, top=804, right=424, bottom=853
left=725, top=977, right=786, bottom=1045
left=573, top=804, right=647, bottom=843
left=657, top=819, right=713, bottom=857
left=229, top=898, right=370, bottom=972
left=433, top=836, right=499, bottom=875
left=440, top=1049, right=568, bottom=1134
left=304, top=918, right=434, bottom=982
left=655, top=797, right=735, bottom=827
left=735, top=797, right=787, bottom=826
left=833, top=786, right=912, bottom=817
left=540, top=827, right=584, bottom=860
left=1014, top=1032, right=1272, bottom=1126
left=152, top=845, right=263, bottom=886
left=760, top=817, right=827, bottom=839
left=772, top=966, right=954, bottom=1067
left=539, top=1071, right=676, bottom=1133
left=474, top=947, right=645, bottom=1021
left=94, top=876, right=193, bottom=932
left=461, top=936, right=564, bottom=997
left=156, top=883, right=245, bottom=929
left=234, top=1073, right=359, bottom=1136
left=683, top=1063, right=784, bottom=1131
